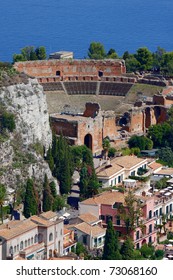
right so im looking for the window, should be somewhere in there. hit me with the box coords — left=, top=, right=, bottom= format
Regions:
left=106, top=215, right=112, bottom=223
left=25, top=240, right=27, bottom=248
left=118, top=176, right=121, bottom=183
left=114, top=178, right=116, bottom=185
left=149, top=224, right=152, bottom=233
left=156, top=210, right=158, bottom=217
left=100, top=215, right=105, bottom=221
left=166, top=206, right=169, bottom=214
left=136, top=231, right=140, bottom=240
left=131, top=171, right=135, bottom=176
left=136, top=243, right=140, bottom=249
left=170, top=204, right=172, bottom=212
left=83, top=235, right=87, bottom=245
left=17, top=245, right=19, bottom=252
left=14, top=246, right=16, bottom=253
left=111, top=180, right=114, bottom=186
left=149, top=210, right=152, bottom=219
left=31, top=237, right=33, bottom=245
left=159, top=208, right=162, bottom=216
left=20, top=241, right=23, bottom=250
left=28, top=239, right=30, bottom=246
left=49, top=233, right=53, bottom=242
left=34, top=234, right=38, bottom=243
left=149, top=236, right=152, bottom=243
left=9, top=246, right=13, bottom=255
left=116, top=216, right=121, bottom=226
left=113, top=202, right=118, bottom=209
left=56, top=70, right=61, bottom=76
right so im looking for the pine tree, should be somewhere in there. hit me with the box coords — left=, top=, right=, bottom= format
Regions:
left=23, top=178, right=38, bottom=218
left=120, top=238, right=135, bottom=260
left=42, top=174, right=53, bottom=212
left=102, top=220, right=122, bottom=260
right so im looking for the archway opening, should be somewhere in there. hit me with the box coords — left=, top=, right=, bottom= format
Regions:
left=84, top=134, right=92, bottom=151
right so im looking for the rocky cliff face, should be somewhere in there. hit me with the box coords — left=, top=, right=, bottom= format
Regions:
left=0, top=77, right=59, bottom=194
left=0, top=78, right=52, bottom=149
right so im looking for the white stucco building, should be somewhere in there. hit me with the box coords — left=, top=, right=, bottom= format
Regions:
left=0, top=211, right=63, bottom=260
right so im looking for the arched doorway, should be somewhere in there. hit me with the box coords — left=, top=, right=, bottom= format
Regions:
left=84, top=134, right=92, bottom=151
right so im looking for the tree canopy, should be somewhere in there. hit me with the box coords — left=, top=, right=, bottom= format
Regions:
left=102, top=220, right=122, bottom=260
left=13, top=46, right=47, bottom=62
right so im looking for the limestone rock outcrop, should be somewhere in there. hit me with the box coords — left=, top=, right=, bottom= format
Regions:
left=0, top=77, right=59, bottom=193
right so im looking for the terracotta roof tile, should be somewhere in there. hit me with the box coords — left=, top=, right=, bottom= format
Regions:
left=40, top=211, right=58, bottom=220
left=30, top=216, right=54, bottom=227
left=73, top=222, right=106, bottom=237
left=80, top=190, right=125, bottom=206
left=96, top=163, right=124, bottom=178
left=79, top=213, right=100, bottom=224
left=112, top=155, right=147, bottom=170
left=0, top=220, right=37, bottom=240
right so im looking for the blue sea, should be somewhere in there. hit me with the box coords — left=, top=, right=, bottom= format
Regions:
left=0, top=0, right=173, bottom=62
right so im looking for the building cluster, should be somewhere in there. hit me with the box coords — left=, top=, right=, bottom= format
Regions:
left=1, top=154, right=173, bottom=259
left=1, top=58, right=172, bottom=260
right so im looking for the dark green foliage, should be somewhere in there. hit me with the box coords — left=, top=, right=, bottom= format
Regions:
left=88, top=42, right=106, bottom=59
left=102, top=220, right=122, bottom=260
left=35, top=46, right=47, bottom=60
left=118, top=190, right=142, bottom=234
left=46, top=146, right=54, bottom=171
left=1, top=112, right=16, bottom=132
left=140, top=243, right=155, bottom=259
left=107, top=48, right=118, bottom=59
left=108, top=147, right=116, bottom=158
left=0, top=184, right=6, bottom=223
left=79, top=166, right=88, bottom=197
left=128, top=135, right=153, bottom=150
left=134, top=47, right=153, bottom=71
left=13, top=46, right=47, bottom=62
left=148, top=122, right=172, bottom=148
left=154, top=177, right=168, bottom=189
left=75, top=242, right=87, bottom=256
left=155, top=249, right=164, bottom=260
left=125, top=55, right=141, bottom=73
left=158, top=147, right=173, bottom=167
left=120, top=238, right=135, bottom=260
left=49, top=181, right=57, bottom=198
left=53, top=195, right=65, bottom=211
left=42, top=174, right=53, bottom=212
left=53, top=135, right=72, bottom=194
left=23, top=178, right=38, bottom=218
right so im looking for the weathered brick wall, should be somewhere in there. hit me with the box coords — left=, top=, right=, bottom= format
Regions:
left=128, top=110, right=144, bottom=133
left=83, top=102, right=100, bottom=118
left=51, top=119, right=78, bottom=138
left=77, top=116, right=103, bottom=154
left=103, top=117, right=118, bottom=139
left=14, top=59, right=126, bottom=78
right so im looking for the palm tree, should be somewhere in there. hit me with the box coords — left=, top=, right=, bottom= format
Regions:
left=0, top=184, right=7, bottom=224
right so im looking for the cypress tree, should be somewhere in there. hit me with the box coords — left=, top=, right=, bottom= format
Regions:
left=79, top=166, right=88, bottom=198
left=42, top=174, right=53, bottom=212
left=102, top=220, right=122, bottom=260
left=23, top=178, right=38, bottom=218
left=49, top=181, right=57, bottom=198
left=46, top=146, right=54, bottom=171
left=120, top=238, right=135, bottom=260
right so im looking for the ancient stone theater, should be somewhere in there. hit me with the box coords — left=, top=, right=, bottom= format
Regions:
left=14, top=59, right=173, bottom=154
